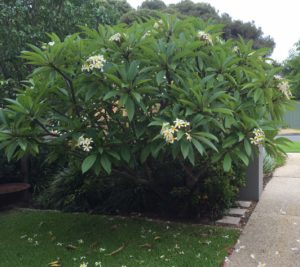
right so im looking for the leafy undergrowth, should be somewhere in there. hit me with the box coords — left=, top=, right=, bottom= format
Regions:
left=0, top=210, right=239, bottom=267
left=280, top=141, right=300, bottom=153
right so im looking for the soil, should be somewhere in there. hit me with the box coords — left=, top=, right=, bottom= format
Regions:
left=0, top=183, right=30, bottom=195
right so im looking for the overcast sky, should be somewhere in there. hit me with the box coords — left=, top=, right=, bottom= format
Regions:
left=127, top=0, right=300, bottom=62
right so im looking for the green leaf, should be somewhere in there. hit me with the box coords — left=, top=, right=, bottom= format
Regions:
left=156, top=70, right=165, bottom=85
left=244, top=139, right=252, bottom=156
left=140, top=146, right=151, bottom=163
left=187, top=145, right=195, bottom=165
left=103, top=90, right=118, bottom=101
left=192, top=139, right=205, bottom=155
left=121, top=148, right=130, bottom=163
left=223, top=153, right=232, bottom=172
left=100, top=155, right=111, bottom=174
left=236, top=151, right=249, bottom=165
left=6, top=142, right=18, bottom=161
left=125, top=98, right=135, bottom=121
left=181, top=141, right=189, bottom=159
left=81, top=154, right=97, bottom=173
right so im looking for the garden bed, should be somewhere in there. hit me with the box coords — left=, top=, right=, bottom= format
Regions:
left=0, top=183, right=30, bottom=208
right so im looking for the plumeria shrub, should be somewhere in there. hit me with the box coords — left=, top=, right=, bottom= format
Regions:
left=0, top=15, right=291, bottom=217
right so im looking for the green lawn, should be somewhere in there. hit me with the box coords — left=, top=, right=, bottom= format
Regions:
left=0, top=210, right=239, bottom=267
left=280, top=141, right=300, bottom=153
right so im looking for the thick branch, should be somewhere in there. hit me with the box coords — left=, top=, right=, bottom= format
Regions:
left=50, top=63, right=80, bottom=117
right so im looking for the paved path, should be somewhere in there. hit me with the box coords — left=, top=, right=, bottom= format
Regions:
left=228, top=153, right=300, bottom=267
left=279, top=135, right=300, bottom=142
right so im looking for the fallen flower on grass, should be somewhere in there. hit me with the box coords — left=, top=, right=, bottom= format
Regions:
left=139, top=243, right=152, bottom=248
left=48, top=260, right=61, bottom=267
left=66, top=244, right=77, bottom=250
left=106, top=243, right=125, bottom=256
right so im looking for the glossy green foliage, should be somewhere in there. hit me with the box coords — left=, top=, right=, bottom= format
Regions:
left=0, top=16, right=290, bottom=177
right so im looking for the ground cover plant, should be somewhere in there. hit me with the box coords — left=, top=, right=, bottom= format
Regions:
left=0, top=210, right=239, bottom=267
left=0, top=15, right=291, bottom=218
left=279, top=141, right=300, bottom=153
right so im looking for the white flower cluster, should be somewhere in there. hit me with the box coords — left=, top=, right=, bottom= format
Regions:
left=77, top=135, right=93, bottom=152
left=81, top=55, right=106, bottom=72
left=250, top=128, right=265, bottom=146
left=233, top=46, right=240, bottom=53
left=109, top=33, right=122, bottom=42
left=161, top=119, right=191, bottom=144
left=197, top=31, right=213, bottom=45
left=142, top=30, right=151, bottom=39
left=277, top=80, right=292, bottom=99
left=153, top=19, right=163, bottom=30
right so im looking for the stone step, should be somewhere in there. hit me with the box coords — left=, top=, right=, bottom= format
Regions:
left=227, top=208, right=247, bottom=217
left=216, top=216, right=241, bottom=227
left=236, top=200, right=252, bottom=208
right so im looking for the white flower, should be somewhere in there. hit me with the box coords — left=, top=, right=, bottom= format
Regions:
left=250, top=254, right=255, bottom=259
left=257, top=263, right=266, bottom=267
left=109, top=33, right=122, bottom=42
left=95, top=262, right=102, bottom=267
left=185, top=132, right=192, bottom=141
left=274, top=75, right=283, bottom=80
left=277, top=80, right=292, bottom=99
left=20, top=234, right=27, bottom=239
left=57, top=242, right=63, bottom=246
left=233, top=46, right=240, bottom=53
left=142, top=30, right=151, bottom=39
left=48, top=41, right=55, bottom=46
left=82, top=55, right=106, bottom=72
left=77, top=135, right=93, bottom=152
left=80, top=263, right=88, bottom=267
left=27, top=238, right=33, bottom=243
left=153, top=19, right=163, bottom=30
left=224, top=256, right=230, bottom=263
left=78, top=239, right=84, bottom=244
left=250, top=128, right=265, bottom=146
left=99, top=248, right=106, bottom=252
left=34, top=241, right=39, bottom=246
left=197, top=31, right=213, bottom=45
left=173, top=118, right=190, bottom=129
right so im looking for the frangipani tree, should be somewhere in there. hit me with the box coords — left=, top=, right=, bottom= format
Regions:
left=0, top=16, right=290, bottom=186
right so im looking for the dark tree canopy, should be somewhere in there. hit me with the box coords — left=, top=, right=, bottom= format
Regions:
left=124, top=0, right=275, bottom=54
left=0, top=0, right=131, bottom=81
left=140, top=0, right=167, bottom=10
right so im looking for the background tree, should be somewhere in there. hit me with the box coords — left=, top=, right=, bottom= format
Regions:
left=283, top=41, right=300, bottom=98
left=140, top=0, right=167, bottom=10
left=122, top=0, right=275, bottom=53
left=0, top=0, right=132, bottom=82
